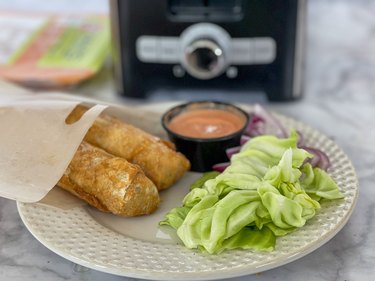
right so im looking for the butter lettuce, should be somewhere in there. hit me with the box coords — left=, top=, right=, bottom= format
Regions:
left=301, top=163, right=344, bottom=200
left=159, top=131, right=343, bottom=254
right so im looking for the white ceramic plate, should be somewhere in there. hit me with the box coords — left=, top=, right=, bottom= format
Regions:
left=17, top=103, right=359, bottom=280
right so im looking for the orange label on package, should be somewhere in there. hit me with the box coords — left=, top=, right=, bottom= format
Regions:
left=0, top=12, right=110, bottom=87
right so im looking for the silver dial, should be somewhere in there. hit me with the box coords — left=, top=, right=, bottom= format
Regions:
left=180, top=23, right=231, bottom=80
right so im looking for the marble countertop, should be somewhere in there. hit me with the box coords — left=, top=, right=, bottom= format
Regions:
left=1, top=0, right=375, bottom=280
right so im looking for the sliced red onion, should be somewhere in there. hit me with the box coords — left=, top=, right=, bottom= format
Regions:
left=245, top=115, right=265, bottom=137
left=211, top=104, right=331, bottom=174
left=300, top=146, right=330, bottom=171
left=250, top=104, right=288, bottom=138
left=212, top=162, right=230, bottom=173
left=309, top=152, right=321, bottom=167
left=296, top=130, right=305, bottom=147
left=315, top=150, right=330, bottom=171
left=226, top=146, right=241, bottom=159
left=240, top=135, right=251, bottom=145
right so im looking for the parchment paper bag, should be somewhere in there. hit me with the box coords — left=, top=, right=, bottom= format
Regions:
left=0, top=95, right=106, bottom=203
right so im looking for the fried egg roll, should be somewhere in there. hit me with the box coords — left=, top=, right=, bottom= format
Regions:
left=58, top=141, right=160, bottom=216
left=66, top=106, right=190, bottom=190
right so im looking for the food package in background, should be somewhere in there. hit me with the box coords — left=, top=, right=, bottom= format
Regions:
left=0, top=12, right=110, bottom=88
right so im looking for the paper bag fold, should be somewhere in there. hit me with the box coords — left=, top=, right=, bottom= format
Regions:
left=0, top=98, right=106, bottom=202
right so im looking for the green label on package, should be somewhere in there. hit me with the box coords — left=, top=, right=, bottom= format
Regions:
left=38, top=16, right=110, bottom=71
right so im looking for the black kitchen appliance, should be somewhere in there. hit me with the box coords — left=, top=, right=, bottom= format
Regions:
left=110, top=0, right=306, bottom=101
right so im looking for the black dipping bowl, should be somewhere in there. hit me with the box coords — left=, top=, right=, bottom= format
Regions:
left=161, top=101, right=249, bottom=172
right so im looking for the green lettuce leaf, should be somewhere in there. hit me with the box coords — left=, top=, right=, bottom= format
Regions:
left=190, top=171, right=220, bottom=190
left=258, top=182, right=307, bottom=228
left=220, top=226, right=275, bottom=253
left=159, top=131, right=343, bottom=254
left=301, top=163, right=344, bottom=200
left=159, top=206, right=191, bottom=230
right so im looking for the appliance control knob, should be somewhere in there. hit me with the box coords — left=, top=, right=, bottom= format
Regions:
left=180, top=23, right=231, bottom=80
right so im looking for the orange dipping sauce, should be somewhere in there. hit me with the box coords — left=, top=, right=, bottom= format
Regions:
left=168, top=109, right=246, bottom=139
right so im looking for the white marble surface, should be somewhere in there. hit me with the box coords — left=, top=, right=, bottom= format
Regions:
left=1, top=0, right=375, bottom=280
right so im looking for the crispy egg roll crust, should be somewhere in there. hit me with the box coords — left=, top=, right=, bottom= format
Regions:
left=58, top=142, right=160, bottom=216
left=66, top=106, right=190, bottom=190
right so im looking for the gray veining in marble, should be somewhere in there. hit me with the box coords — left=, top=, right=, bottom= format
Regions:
left=1, top=0, right=375, bottom=280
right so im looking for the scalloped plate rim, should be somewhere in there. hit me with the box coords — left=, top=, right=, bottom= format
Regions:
left=16, top=102, right=359, bottom=280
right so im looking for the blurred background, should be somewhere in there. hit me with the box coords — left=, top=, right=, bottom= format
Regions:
left=1, top=1, right=375, bottom=281
left=0, top=0, right=373, bottom=105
